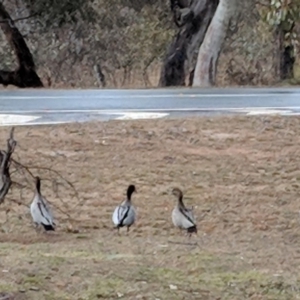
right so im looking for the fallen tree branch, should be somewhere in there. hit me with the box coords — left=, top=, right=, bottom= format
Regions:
left=0, top=127, right=16, bottom=205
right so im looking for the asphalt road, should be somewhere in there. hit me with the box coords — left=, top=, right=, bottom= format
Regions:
left=0, top=87, right=299, bottom=125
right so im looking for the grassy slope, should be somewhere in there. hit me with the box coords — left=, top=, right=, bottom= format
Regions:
left=0, top=116, right=300, bottom=299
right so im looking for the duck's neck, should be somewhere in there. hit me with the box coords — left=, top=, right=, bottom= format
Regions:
left=36, top=178, right=41, bottom=194
left=177, top=193, right=184, bottom=208
left=127, top=190, right=132, bottom=202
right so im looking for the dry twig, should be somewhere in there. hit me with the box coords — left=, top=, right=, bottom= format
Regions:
left=0, top=127, right=80, bottom=223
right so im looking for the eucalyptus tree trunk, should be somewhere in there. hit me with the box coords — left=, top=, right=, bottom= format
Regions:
left=193, top=0, right=236, bottom=87
left=0, top=3, right=43, bottom=88
left=275, top=24, right=295, bottom=81
left=159, top=0, right=219, bottom=87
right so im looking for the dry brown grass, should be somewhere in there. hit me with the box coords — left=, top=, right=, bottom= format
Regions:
left=1, top=115, right=300, bottom=299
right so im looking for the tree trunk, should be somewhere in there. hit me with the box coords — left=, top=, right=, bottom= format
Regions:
left=0, top=3, right=43, bottom=88
left=159, top=0, right=219, bottom=87
left=193, top=0, right=235, bottom=87
left=275, top=24, right=295, bottom=81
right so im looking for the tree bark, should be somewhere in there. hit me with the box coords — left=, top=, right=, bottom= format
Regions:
left=0, top=3, right=43, bottom=88
left=192, top=0, right=235, bottom=87
left=275, top=24, right=295, bottom=81
left=159, top=0, right=219, bottom=87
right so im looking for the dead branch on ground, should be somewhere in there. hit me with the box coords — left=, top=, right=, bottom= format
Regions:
left=0, top=127, right=16, bottom=205
left=0, top=127, right=80, bottom=223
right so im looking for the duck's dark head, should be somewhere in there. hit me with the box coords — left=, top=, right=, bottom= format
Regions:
left=172, top=187, right=183, bottom=199
left=35, top=176, right=41, bottom=193
left=127, top=184, right=136, bottom=200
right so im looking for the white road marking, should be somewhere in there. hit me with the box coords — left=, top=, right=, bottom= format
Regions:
left=115, top=112, right=169, bottom=120
left=0, top=106, right=298, bottom=127
left=0, top=114, right=40, bottom=125
left=0, top=120, right=71, bottom=127
left=246, top=110, right=292, bottom=115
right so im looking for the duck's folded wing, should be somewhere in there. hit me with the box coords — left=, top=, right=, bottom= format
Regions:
left=179, top=207, right=196, bottom=228
left=112, top=205, right=129, bottom=226
left=37, top=201, right=54, bottom=226
left=121, top=206, right=135, bottom=226
left=185, top=208, right=195, bottom=221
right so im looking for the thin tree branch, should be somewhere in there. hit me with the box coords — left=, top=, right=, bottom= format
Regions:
left=0, top=13, right=38, bottom=27
left=10, top=160, right=80, bottom=202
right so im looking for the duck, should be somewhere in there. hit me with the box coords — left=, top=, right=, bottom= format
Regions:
left=171, top=187, right=197, bottom=236
left=112, top=184, right=136, bottom=233
left=30, top=176, right=55, bottom=232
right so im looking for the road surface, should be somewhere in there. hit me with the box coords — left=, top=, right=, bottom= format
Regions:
left=0, top=87, right=299, bottom=125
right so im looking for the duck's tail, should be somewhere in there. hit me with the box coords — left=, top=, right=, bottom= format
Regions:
left=42, top=223, right=55, bottom=231
left=187, top=225, right=197, bottom=234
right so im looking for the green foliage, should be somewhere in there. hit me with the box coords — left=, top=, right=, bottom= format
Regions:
left=23, top=0, right=97, bottom=28
left=23, top=0, right=158, bottom=29
left=263, top=0, right=299, bottom=29
left=88, top=0, right=174, bottom=70
left=259, top=0, right=299, bottom=51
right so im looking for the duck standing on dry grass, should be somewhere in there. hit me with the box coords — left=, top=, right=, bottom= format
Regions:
left=30, top=176, right=56, bottom=232
left=112, top=184, right=136, bottom=233
left=171, top=187, right=197, bottom=237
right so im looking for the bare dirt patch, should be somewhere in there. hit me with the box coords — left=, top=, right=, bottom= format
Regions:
left=1, top=115, right=300, bottom=299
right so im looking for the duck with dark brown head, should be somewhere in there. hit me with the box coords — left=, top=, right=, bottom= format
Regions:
left=112, top=184, right=137, bottom=234
left=30, top=176, right=55, bottom=232
left=171, top=187, right=197, bottom=237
